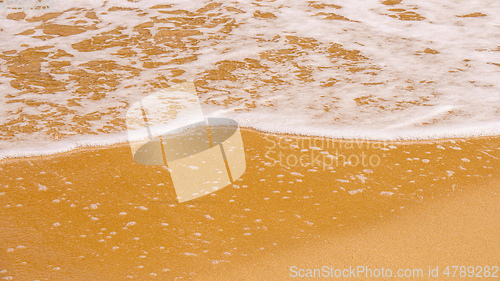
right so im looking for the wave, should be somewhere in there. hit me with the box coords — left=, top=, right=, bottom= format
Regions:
left=0, top=0, right=499, bottom=159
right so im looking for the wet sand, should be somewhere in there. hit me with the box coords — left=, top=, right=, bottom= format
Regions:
left=201, top=170, right=500, bottom=280
left=0, top=128, right=499, bottom=280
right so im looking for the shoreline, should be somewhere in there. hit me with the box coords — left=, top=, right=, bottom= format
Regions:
left=1, top=127, right=500, bottom=162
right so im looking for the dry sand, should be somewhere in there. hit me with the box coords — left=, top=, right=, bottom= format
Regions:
left=0, top=129, right=499, bottom=280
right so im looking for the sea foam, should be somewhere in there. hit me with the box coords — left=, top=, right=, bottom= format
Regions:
left=0, top=0, right=499, bottom=159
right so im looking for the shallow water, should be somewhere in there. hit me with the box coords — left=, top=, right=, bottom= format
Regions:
left=0, top=0, right=500, bottom=159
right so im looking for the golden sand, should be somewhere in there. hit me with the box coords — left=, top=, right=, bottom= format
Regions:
left=0, top=129, right=499, bottom=280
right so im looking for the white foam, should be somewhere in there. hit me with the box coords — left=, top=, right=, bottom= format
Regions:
left=0, top=0, right=499, bottom=159
left=0, top=131, right=130, bottom=159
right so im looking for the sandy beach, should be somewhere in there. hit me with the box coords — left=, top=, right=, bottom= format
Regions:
left=1, top=1, right=499, bottom=279
left=1, top=129, right=498, bottom=280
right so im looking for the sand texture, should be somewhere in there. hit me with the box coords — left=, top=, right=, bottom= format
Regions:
left=0, top=129, right=499, bottom=280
